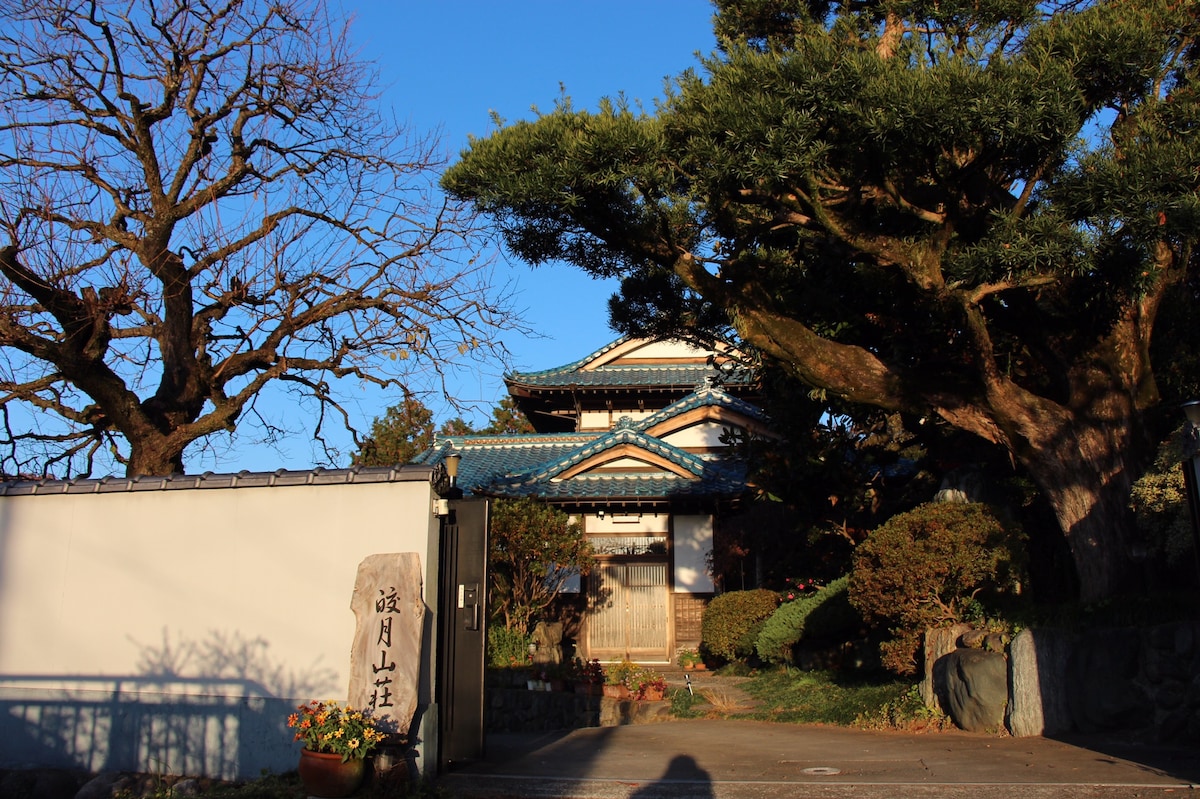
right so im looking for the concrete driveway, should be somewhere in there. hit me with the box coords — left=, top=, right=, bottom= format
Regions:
left=437, top=718, right=1200, bottom=799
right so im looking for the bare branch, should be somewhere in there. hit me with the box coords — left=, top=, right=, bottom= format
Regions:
left=0, top=0, right=524, bottom=477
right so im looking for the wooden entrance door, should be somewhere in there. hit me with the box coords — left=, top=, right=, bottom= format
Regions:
left=587, top=561, right=669, bottom=661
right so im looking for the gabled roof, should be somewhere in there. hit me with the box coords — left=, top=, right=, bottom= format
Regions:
left=493, top=417, right=711, bottom=483
left=413, top=433, right=593, bottom=492
left=505, top=337, right=757, bottom=392
left=638, top=381, right=772, bottom=438
left=417, top=385, right=760, bottom=510
left=506, top=337, right=760, bottom=434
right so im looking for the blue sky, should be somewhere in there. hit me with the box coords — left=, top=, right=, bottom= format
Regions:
left=208, top=2, right=719, bottom=471
left=355, top=1, right=717, bottom=371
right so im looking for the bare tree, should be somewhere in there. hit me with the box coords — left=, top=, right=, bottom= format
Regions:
left=0, top=0, right=520, bottom=477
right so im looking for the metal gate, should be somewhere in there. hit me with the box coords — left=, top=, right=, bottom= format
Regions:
left=587, top=561, right=669, bottom=661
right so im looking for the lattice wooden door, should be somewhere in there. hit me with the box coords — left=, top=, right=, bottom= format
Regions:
left=587, top=561, right=669, bottom=661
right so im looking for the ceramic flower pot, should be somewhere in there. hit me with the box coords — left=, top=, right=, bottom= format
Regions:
left=602, top=684, right=630, bottom=699
left=298, top=748, right=365, bottom=798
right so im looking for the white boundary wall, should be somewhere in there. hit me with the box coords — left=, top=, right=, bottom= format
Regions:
left=0, top=467, right=442, bottom=781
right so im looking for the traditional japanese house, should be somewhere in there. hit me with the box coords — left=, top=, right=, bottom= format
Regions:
left=416, top=337, right=774, bottom=663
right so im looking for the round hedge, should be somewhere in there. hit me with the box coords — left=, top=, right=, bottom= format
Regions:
left=755, top=576, right=860, bottom=665
left=701, top=588, right=780, bottom=663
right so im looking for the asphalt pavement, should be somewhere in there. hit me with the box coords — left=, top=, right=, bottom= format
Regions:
left=437, top=718, right=1200, bottom=799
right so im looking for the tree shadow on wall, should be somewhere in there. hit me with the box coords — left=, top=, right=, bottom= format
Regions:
left=131, top=627, right=338, bottom=699
left=0, top=628, right=337, bottom=781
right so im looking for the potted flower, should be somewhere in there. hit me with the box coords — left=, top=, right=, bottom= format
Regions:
left=676, top=648, right=704, bottom=671
left=604, top=659, right=639, bottom=699
left=633, top=667, right=667, bottom=701
left=288, top=700, right=384, bottom=798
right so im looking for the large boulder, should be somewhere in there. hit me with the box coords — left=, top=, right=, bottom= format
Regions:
left=940, top=647, right=1008, bottom=732
left=1007, top=628, right=1075, bottom=737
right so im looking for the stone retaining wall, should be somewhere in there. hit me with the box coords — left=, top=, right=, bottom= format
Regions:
left=486, top=688, right=670, bottom=732
left=924, top=621, right=1200, bottom=742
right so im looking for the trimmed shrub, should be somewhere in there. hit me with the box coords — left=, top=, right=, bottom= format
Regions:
left=755, top=576, right=861, bottom=665
left=849, top=502, right=1026, bottom=676
left=701, top=588, right=780, bottom=663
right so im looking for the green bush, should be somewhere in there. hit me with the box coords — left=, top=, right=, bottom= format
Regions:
left=1130, top=425, right=1196, bottom=573
left=755, top=576, right=861, bottom=665
left=849, top=502, right=1026, bottom=676
left=486, top=625, right=532, bottom=669
left=701, top=588, right=780, bottom=663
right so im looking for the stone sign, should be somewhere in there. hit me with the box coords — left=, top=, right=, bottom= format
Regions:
left=348, top=553, right=424, bottom=737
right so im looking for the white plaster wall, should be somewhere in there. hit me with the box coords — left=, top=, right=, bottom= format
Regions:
left=661, top=421, right=733, bottom=449
left=673, top=515, right=715, bottom=593
left=0, top=478, right=441, bottom=780
left=579, top=408, right=656, bottom=430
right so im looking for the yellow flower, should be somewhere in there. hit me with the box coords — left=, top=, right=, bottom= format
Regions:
left=348, top=738, right=360, bottom=749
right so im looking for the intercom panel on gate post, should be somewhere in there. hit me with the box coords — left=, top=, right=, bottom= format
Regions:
left=459, top=583, right=480, bottom=631
left=436, top=498, right=488, bottom=769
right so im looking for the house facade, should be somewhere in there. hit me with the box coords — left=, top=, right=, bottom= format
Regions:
left=416, top=337, right=773, bottom=663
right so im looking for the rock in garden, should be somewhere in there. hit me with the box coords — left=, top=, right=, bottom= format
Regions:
left=74, top=773, right=123, bottom=799
left=1007, top=627, right=1075, bottom=737
left=170, top=777, right=202, bottom=796
left=941, top=647, right=1008, bottom=732
left=921, top=624, right=971, bottom=710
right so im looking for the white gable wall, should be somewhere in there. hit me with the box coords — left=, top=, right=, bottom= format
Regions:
left=661, top=421, right=738, bottom=449
left=605, top=339, right=709, bottom=362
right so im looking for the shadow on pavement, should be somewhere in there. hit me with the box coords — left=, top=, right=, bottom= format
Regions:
left=1050, top=732, right=1200, bottom=785
left=630, top=755, right=713, bottom=799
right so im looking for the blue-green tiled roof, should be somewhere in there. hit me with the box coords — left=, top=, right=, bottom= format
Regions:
left=415, top=385, right=759, bottom=506
left=414, top=433, right=593, bottom=494
left=637, top=384, right=770, bottom=430
left=506, top=337, right=756, bottom=390
left=512, top=365, right=736, bottom=389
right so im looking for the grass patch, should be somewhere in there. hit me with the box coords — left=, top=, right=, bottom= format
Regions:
left=736, top=668, right=924, bottom=727
left=853, top=683, right=953, bottom=732
left=699, top=686, right=753, bottom=716
left=668, top=686, right=703, bottom=718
